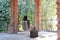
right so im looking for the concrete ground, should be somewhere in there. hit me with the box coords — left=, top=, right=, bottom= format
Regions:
left=0, top=31, right=57, bottom=40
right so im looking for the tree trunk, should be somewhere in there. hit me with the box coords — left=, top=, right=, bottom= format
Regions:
left=8, top=0, right=18, bottom=33
left=34, top=0, right=41, bottom=31
left=56, top=0, right=60, bottom=40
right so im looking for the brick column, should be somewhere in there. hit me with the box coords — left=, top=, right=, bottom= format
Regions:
left=8, top=0, right=18, bottom=33
left=56, top=0, right=60, bottom=40
left=34, top=0, right=41, bottom=31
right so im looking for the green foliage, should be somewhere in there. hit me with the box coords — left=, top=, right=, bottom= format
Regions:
left=18, top=0, right=35, bottom=25
left=0, top=0, right=10, bottom=32
left=41, top=0, right=56, bottom=31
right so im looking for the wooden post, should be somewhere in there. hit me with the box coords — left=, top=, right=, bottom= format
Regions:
left=56, top=0, right=60, bottom=40
left=8, top=0, right=18, bottom=33
left=34, top=0, right=41, bottom=31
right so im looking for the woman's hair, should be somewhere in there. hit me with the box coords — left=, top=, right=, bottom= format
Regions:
left=23, top=15, right=28, bottom=21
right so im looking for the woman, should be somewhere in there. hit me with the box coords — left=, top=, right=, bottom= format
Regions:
left=22, top=15, right=30, bottom=31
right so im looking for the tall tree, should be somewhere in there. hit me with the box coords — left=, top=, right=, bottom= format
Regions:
left=34, top=0, right=41, bottom=30
left=8, top=0, right=18, bottom=33
left=56, top=0, right=60, bottom=40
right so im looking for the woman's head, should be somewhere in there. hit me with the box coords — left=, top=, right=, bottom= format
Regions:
left=23, top=15, right=28, bottom=21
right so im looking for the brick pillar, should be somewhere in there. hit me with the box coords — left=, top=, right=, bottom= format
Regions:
left=8, top=0, right=18, bottom=33
left=56, top=0, right=60, bottom=40
left=34, top=0, right=41, bottom=31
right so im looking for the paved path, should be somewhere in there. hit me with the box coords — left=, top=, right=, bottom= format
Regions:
left=0, top=31, right=57, bottom=40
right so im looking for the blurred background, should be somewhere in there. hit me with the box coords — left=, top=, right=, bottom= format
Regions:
left=0, top=0, right=57, bottom=32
